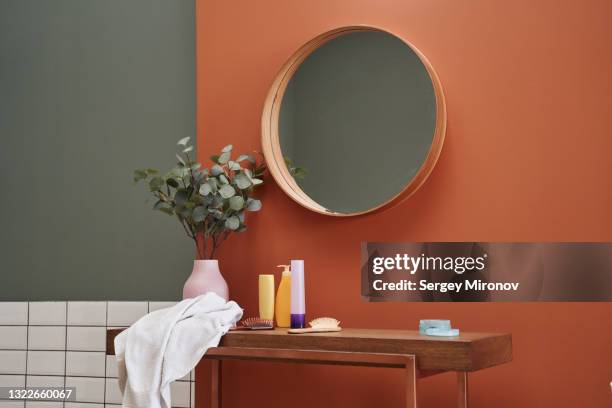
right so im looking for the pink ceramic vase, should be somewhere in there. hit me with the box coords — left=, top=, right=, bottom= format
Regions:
left=182, top=260, right=229, bottom=300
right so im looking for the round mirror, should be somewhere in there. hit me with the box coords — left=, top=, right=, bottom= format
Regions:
left=262, top=26, right=446, bottom=216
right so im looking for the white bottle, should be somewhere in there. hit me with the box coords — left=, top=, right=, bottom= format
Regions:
left=290, top=260, right=305, bottom=328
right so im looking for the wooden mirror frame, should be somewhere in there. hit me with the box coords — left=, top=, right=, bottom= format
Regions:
left=261, top=26, right=446, bottom=216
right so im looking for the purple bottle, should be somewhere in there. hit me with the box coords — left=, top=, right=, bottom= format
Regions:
left=290, top=260, right=305, bottom=328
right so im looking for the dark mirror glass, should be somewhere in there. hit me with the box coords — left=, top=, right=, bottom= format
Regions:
left=278, top=30, right=438, bottom=214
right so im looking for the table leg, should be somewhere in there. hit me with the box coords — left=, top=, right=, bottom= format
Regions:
left=457, top=372, right=468, bottom=408
left=405, top=356, right=418, bottom=408
left=211, top=360, right=222, bottom=408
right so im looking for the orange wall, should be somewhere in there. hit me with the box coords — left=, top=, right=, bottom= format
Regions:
left=196, top=0, right=612, bottom=406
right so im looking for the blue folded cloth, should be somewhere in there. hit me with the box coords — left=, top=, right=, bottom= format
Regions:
left=419, top=319, right=459, bottom=337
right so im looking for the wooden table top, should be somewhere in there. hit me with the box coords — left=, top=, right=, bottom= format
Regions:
left=107, top=328, right=512, bottom=372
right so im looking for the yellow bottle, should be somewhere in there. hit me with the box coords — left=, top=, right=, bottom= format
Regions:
left=275, top=265, right=292, bottom=328
left=258, top=274, right=275, bottom=320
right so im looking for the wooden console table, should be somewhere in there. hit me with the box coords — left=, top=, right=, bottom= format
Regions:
left=107, top=328, right=512, bottom=408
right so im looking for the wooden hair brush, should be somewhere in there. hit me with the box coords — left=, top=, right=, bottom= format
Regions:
left=288, top=317, right=341, bottom=334
left=230, top=317, right=274, bottom=331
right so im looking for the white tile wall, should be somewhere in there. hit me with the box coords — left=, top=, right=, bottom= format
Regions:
left=0, top=302, right=28, bottom=325
left=0, top=302, right=193, bottom=408
left=66, top=353, right=105, bottom=377
left=0, top=401, right=25, bottom=408
left=0, top=327, right=28, bottom=349
left=29, top=303, right=66, bottom=326
left=25, top=401, right=63, bottom=408
left=26, top=351, right=65, bottom=375
left=66, top=328, right=106, bottom=352
left=26, top=376, right=64, bottom=388
left=0, top=375, right=25, bottom=387
left=0, top=350, right=27, bottom=374
left=28, top=327, right=65, bottom=351
left=103, top=378, right=121, bottom=405
left=67, top=303, right=105, bottom=327
left=106, top=302, right=147, bottom=327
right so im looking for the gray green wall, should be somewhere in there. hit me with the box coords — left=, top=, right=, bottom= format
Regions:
left=0, top=0, right=195, bottom=300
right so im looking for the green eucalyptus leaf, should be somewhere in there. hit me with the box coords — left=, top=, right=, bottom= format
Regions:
left=208, top=178, right=218, bottom=192
left=235, top=173, right=252, bottom=190
left=146, top=168, right=158, bottom=175
left=236, top=154, right=255, bottom=163
left=190, top=162, right=201, bottom=170
left=175, top=189, right=189, bottom=206
left=212, top=196, right=224, bottom=208
left=219, top=184, right=236, bottom=199
left=251, top=178, right=263, bottom=186
left=148, top=176, right=164, bottom=191
left=221, top=144, right=233, bottom=153
left=177, top=137, right=191, bottom=146
left=292, top=167, right=308, bottom=179
left=228, top=161, right=241, bottom=171
left=225, top=215, right=240, bottom=230
left=176, top=167, right=189, bottom=178
left=178, top=207, right=192, bottom=218
left=211, top=164, right=224, bottom=176
left=154, top=200, right=174, bottom=215
left=229, top=196, right=245, bottom=211
left=210, top=155, right=220, bottom=164
left=199, top=183, right=211, bottom=196
left=218, top=174, right=229, bottom=185
left=218, top=151, right=231, bottom=164
left=246, top=198, right=262, bottom=211
left=133, top=169, right=147, bottom=182
left=166, top=178, right=179, bottom=188
left=176, top=153, right=185, bottom=165
left=193, top=171, right=205, bottom=183
left=192, top=206, right=207, bottom=222
left=183, top=146, right=194, bottom=153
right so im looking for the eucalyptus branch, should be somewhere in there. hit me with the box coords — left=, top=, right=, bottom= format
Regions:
left=133, top=138, right=265, bottom=259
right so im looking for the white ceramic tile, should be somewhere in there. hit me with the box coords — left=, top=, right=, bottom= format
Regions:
left=0, top=401, right=26, bottom=408
left=28, top=326, right=65, bottom=350
left=0, top=374, right=25, bottom=387
left=66, top=327, right=105, bottom=351
left=65, top=377, right=104, bottom=404
left=0, top=326, right=27, bottom=349
left=28, top=302, right=67, bottom=326
left=66, top=352, right=105, bottom=377
left=0, top=350, right=27, bottom=374
left=66, top=404, right=105, bottom=408
left=67, top=302, right=106, bottom=326
left=26, top=351, right=65, bottom=375
left=25, top=402, right=63, bottom=408
left=0, top=302, right=28, bottom=325
left=107, top=302, right=147, bottom=327
left=148, top=302, right=178, bottom=313
left=170, top=381, right=190, bottom=408
left=104, top=378, right=122, bottom=405
left=104, top=405, right=121, bottom=408
left=105, top=355, right=117, bottom=378
left=190, top=382, right=194, bottom=408
left=26, top=375, right=64, bottom=388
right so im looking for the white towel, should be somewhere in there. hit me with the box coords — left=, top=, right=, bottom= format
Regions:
left=114, top=293, right=243, bottom=408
